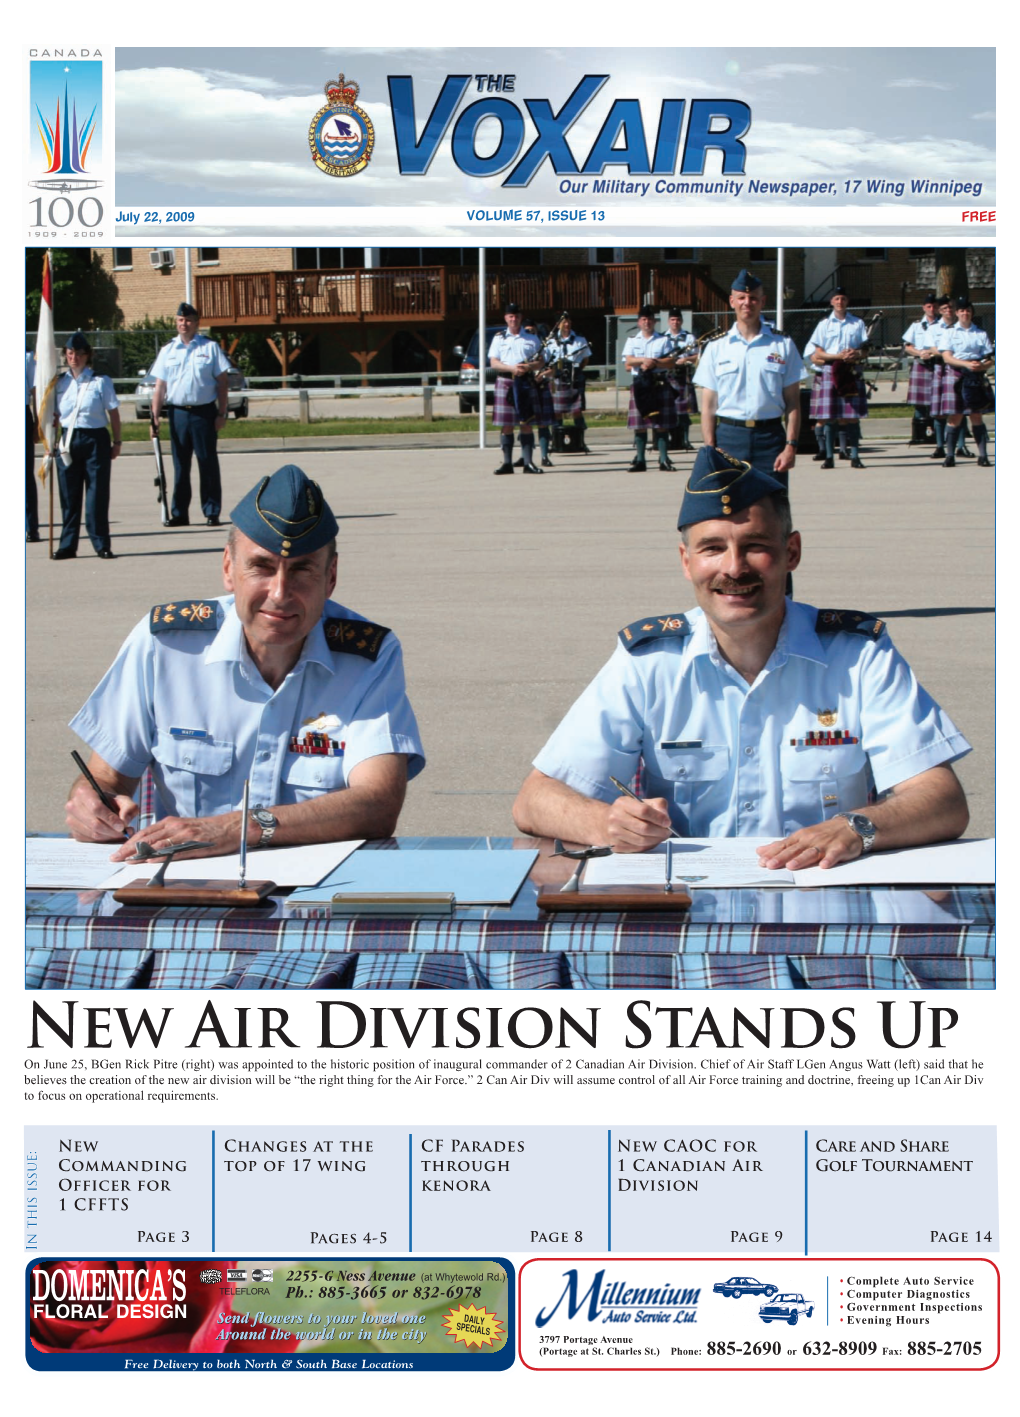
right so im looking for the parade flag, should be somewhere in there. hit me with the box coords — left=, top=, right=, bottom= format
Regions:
left=34, top=250, right=59, bottom=483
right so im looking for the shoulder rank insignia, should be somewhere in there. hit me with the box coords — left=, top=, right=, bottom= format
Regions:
left=149, top=600, right=220, bottom=633
left=815, top=609, right=886, bottom=639
left=323, top=617, right=391, bottom=662
left=618, top=614, right=692, bottom=652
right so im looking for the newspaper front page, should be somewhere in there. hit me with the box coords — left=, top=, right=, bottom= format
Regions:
left=16, top=29, right=1005, bottom=1415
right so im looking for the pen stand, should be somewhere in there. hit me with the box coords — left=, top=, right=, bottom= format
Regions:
left=111, top=841, right=276, bottom=907
left=537, top=884, right=692, bottom=912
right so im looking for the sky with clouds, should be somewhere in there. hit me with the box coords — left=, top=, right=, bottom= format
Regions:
left=114, top=47, right=995, bottom=210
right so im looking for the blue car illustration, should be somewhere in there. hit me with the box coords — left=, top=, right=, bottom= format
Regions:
left=712, top=1276, right=778, bottom=1299
left=759, top=1293, right=814, bottom=1325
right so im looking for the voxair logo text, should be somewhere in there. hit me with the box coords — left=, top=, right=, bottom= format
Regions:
left=536, top=1268, right=701, bottom=1327
left=388, top=74, right=751, bottom=189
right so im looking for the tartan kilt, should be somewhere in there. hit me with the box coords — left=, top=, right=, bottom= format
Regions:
left=809, top=367, right=869, bottom=420
left=626, top=385, right=678, bottom=430
left=551, top=375, right=586, bottom=419
left=668, top=374, right=691, bottom=418
left=492, top=375, right=552, bottom=425
left=906, top=360, right=934, bottom=406
left=934, top=365, right=993, bottom=417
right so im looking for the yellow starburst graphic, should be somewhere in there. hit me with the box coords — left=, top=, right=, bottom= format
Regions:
left=441, top=1303, right=503, bottom=1349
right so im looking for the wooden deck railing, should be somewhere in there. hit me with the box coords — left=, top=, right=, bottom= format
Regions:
left=196, top=263, right=729, bottom=326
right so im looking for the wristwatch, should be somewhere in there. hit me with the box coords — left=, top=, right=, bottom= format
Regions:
left=838, top=811, right=877, bottom=853
left=249, top=805, right=278, bottom=848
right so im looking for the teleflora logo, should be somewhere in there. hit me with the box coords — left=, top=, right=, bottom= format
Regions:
left=535, top=1268, right=701, bottom=1328
left=387, top=73, right=751, bottom=188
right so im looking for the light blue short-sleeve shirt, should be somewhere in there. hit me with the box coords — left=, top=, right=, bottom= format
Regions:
left=622, top=330, right=672, bottom=378
left=69, top=596, right=425, bottom=821
left=804, top=312, right=868, bottom=359
left=488, top=330, right=543, bottom=366
left=694, top=325, right=805, bottom=419
left=532, top=601, right=970, bottom=838
left=56, top=370, right=120, bottom=427
left=150, top=333, right=232, bottom=405
left=938, top=326, right=993, bottom=360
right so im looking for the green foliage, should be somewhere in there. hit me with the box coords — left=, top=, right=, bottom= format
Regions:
left=25, top=250, right=121, bottom=329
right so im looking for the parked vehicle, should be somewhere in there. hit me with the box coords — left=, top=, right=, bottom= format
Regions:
left=134, top=361, right=249, bottom=419
left=452, top=325, right=505, bottom=413
left=713, top=1277, right=778, bottom=1299
left=759, top=1293, right=814, bottom=1326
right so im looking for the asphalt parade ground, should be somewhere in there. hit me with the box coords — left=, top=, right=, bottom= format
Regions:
left=27, top=418, right=994, bottom=840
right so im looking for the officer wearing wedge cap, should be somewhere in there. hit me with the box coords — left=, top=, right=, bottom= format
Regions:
left=65, top=465, right=424, bottom=859
left=513, top=447, right=970, bottom=869
left=694, top=270, right=805, bottom=484
left=149, top=301, right=233, bottom=525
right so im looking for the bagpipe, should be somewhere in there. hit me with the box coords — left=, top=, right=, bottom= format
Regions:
left=961, top=363, right=995, bottom=412
left=830, top=308, right=884, bottom=400
left=509, top=372, right=539, bottom=422
left=542, top=312, right=584, bottom=391
left=669, top=325, right=726, bottom=384
left=633, top=368, right=669, bottom=420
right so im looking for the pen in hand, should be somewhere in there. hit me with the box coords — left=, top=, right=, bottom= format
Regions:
left=609, top=775, right=683, bottom=842
left=71, top=750, right=131, bottom=839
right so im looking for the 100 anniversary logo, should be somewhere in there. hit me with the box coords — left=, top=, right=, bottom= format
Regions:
left=309, top=71, right=374, bottom=178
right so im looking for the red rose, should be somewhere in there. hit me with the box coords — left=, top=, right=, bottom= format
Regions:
left=30, top=1261, right=299, bottom=1355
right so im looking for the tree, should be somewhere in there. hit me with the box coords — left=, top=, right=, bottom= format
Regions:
left=25, top=250, right=122, bottom=329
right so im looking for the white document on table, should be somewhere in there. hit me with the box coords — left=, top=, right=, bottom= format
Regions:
left=26, top=838, right=130, bottom=889
left=580, top=836, right=995, bottom=890
left=97, top=839, right=364, bottom=891
left=582, top=839, right=795, bottom=889
left=791, top=837, right=994, bottom=887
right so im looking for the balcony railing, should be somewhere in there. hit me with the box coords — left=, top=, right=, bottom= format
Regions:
left=195, top=263, right=729, bottom=326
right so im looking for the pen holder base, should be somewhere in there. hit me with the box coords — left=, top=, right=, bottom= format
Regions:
left=112, top=879, right=277, bottom=907
left=537, top=885, right=692, bottom=912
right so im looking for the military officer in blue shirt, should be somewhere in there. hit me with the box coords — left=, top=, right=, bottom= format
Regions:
left=65, top=465, right=425, bottom=859
left=513, top=450, right=970, bottom=869
left=934, top=298, right=994, bottom=467
left=150, top=301, right=233, bottom=525
left=693, top=271, right=805, bottom=486
left=490, top=302, right=546, bottom=475
left=804, top=288, right=870, bottom=468
left=622, top=305, right=678, bottom=471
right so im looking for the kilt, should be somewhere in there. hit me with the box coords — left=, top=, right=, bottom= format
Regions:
left=934, top=365, right=993, bottom=417
left=551, top=374, right=586, bottom=420
left=626, top=384, right=678, bottom=431
left=668, top=374, right=690, bottom=418
left=809, top=366, right=869, bottom=420
left=906, top=359, right=934, bottom=407
left=492, top=375, right=551, bottom=426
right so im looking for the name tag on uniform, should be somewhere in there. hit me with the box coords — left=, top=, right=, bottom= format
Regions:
left=660, top=740, right=703, bottom=750
left=169, top=726, right=210, bottom=740
left=715, top=359, right=736, bottom=374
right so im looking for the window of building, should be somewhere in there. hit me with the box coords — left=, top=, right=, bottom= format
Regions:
left=860, top=248, right=887, bottom=261
left=295, top=248, right=367, bottom=269
left=113, top=249, right=133, bottom=269
left=662, top=248, right=698, bottom=262
left=594, top=248, right=619, bottom=264
left=197, top=248, right=219, bottom=264
left=748, top=248, right=777, bottom=263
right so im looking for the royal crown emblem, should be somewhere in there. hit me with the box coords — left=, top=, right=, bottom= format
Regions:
left=309, top=70, right=374, bottom=178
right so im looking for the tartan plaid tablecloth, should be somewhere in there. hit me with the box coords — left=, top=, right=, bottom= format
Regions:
left=25, top=837, right=995, bottom=990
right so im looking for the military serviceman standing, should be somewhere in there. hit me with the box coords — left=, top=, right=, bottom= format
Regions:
left=804, top=287, right=869, bottom=469
left=623, top=305, right=677, bottom=471
left=150, top=301, right=232, bottom=525
left=490, top=302, right=546, bottom=475
left=693, top=271, right=804, bottom=485
left=902, top=292, right=940, bottom=447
